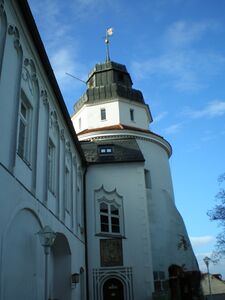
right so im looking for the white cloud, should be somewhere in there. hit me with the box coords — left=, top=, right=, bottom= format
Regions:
left=190, top=236, right=215, bottom=248
left=185, top=100, right=225, bottom=119
left=131, top=20, right=225, bottom=92
left=165, top=20, right=217, bottom=49
left=132, top=51, right=225, bottom=92
left=153, top=111, right=168, bottom=123
left=164, top=123, right=183, bottom=134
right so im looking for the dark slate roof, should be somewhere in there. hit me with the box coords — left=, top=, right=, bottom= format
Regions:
left=74, top=61, right=145, bottom=112
left=81, top=138, right=145, bottom=164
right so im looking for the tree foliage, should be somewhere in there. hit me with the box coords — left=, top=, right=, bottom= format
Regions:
left=207, top=173, right=225, bottom=259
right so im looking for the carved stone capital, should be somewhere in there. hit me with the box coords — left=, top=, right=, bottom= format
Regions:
left=41, top=90, right=48, bottom=105
left=60, top=129, right=65, bottom=140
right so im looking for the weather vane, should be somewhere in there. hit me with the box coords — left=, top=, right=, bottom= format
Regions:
left=105, top=27, right=113, bottom=62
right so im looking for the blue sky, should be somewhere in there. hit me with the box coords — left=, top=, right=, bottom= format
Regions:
left=28, top=0, right=225, bottom=276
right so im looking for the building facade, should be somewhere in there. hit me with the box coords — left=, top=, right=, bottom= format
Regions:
left=0, top=1, right=201, bottom=300
left=0, top=1, right=86, bottom=299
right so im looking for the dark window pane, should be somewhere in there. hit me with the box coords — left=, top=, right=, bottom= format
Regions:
left=154, top=281, right=162, bottom=292
left=111, top=205, right=119, bottom=215
left=100, top=215, right=109, bottom=224
left=112, top=225, right=120, bottom=233
left=18, top=120, right=25, bottom=157
left=100, top=202, right=108, bottom=213
left=101, top=224, right=109, bottom=232
left=111, top=217, right=119, bottom=226
left=21, top=103, right=27, bottom=118
left=101, top=108, right=106, bottom=120
left=159, top=271, right=165, bottom=280
left=153, top=271, right=158, bottom=280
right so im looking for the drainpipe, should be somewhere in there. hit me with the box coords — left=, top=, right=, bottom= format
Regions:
left=83, top=165, right=89, bottom=300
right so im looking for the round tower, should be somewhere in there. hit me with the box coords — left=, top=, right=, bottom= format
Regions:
left=72, top=61, right=200, bottom=300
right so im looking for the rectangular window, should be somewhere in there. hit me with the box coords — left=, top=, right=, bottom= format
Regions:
left=65, top=167, right=71, bottom=212
left=144, top=169, right=152, bottom=189
left=17, top=93, right=32, bottom=164
left=99, top=146, right=113, bottom=155
left=99, top=202, right=120, bottom=234
left=153, top=271, right=167, bottom=292
left=79, top=117, right=81, bottom=130
left=48, top=139, right=56, bottom=194
left=101, top=108, right=106, bottom=120
left=130, top=109, right=134, bottom=121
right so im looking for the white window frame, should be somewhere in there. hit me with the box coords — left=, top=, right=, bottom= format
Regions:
left=97, top=198, right=123, bottom=236
left=17, top=90, right=32, bottom=165
left=153, top=271, right=167, bottom=292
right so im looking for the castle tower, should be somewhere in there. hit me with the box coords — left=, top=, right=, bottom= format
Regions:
left=72, top=61, right=200, bottom=300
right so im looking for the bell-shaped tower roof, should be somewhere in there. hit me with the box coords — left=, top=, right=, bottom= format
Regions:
left=74, top=61, right=146, bottom=112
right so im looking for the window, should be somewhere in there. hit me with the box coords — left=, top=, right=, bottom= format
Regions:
left=144, top=169, right=152, bottom=189
left=17, top=93, right=32, bottom=164
left=130, top=109, right=134, bottom=121
left=65, top=167, right=71, bottom=212
left=79, top=117, right=81, bottom=130
left=101, top=108, right=106, bottom=121
left=153, top=271, right=167, bottom=292
left=48, top=139, right=56, bottom=194
left=99, top=146, right=113, bottom=155
left=100, top=202, right=120, bottom=234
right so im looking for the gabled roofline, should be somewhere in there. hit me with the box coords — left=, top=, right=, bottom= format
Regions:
left=17, top=0, right=86, bottom=164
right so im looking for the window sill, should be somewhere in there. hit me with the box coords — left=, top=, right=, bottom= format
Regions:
left=95, top=233, right=126, bottom=239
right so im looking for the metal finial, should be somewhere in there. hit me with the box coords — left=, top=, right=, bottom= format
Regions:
left=105, top=27, right=113, bottom=62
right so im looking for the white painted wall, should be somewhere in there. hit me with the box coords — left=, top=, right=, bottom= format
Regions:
left=137, top=138, right=199, bottom=274
left=72, top=98, right=150, bottom=134
left=86, top=162, right=154, bottom=300
left=118, top=100, right=150, bottom=129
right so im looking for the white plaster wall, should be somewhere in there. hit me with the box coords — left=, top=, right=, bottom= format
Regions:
left=137, top=138, right=199, bottom=274
left=72, top=99, right=150, bottom=134
left=86, top=163, right=154, bottom=300
left=0, top=163, right=86, bottom=300
left=118, top=101, right=150, bottom=129
left=72, top=101, right=120, bottom=133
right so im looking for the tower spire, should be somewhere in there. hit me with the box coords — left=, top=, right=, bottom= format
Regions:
left=105, top=27, right=113, bottom=62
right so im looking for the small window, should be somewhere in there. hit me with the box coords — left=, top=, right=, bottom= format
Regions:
left=144, top=169, right=152, bottom=189
left=101, top=108, right=106, bottom=121
left=153, top=271, right=167, bottom=292
left=17, top=92, right=32, bottom=164
left=99, top=146, right=113, bottom=155
left=130, top=109, right=134, bottom=121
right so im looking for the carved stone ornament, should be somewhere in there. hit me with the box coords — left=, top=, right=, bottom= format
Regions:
left=50, top=111, right=59, bottom=129
left=72, top=155, right=77, bottom=166
left=0, top=0, right=5, bottom=12
left=8, top=25, right=21, bottom=51
left=100, top=239, right=123, bottom=267
left=41, top=90, right=48, bottom=105
left=60, top=128, right=65, bottom=140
